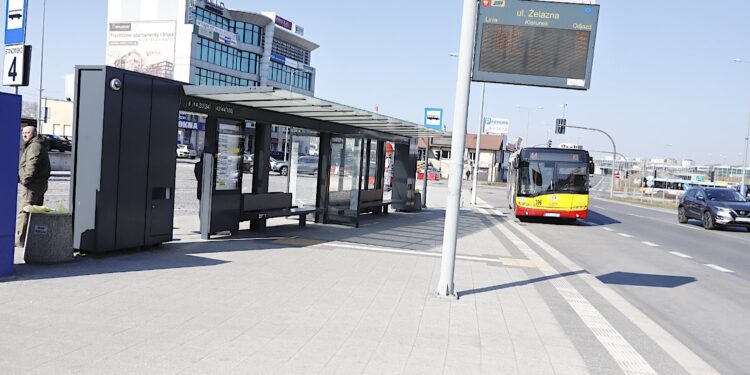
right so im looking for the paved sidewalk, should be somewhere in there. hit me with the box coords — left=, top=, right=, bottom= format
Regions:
left=0, top=186, right=705, bottom=374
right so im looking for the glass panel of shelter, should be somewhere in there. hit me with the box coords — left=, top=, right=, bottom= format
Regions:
left=240, top=124, right=321, bottom=208
left=327, top=137, right=364, bottom=225
left=230, top=123, right=392, bottom=227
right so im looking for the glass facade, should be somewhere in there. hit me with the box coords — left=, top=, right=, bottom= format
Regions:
left=195, top=36, right=260, bottom=75
left=188, top=6, right=315, bottom=93
left=268, top=61, right=312, bottom=91
left=272, top=38, right=310, bottom=64
left=191, top=6, right=264, bottom=46
left=194, top=67, right=259, bottom=87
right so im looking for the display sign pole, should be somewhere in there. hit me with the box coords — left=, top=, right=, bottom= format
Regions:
left=436, top=0, right=477, bottom=298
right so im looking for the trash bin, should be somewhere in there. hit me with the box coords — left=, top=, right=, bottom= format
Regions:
left=23, top=209, right=73, bottom=264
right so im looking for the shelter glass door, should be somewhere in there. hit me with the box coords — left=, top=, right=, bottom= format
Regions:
left=327, top=137, right=363, bottom=225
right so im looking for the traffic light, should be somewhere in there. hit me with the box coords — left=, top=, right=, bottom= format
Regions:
left=555, top=118, right=566, bottom=134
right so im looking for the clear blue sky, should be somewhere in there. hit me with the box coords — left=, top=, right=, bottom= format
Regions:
left=2, top=0, right=749, bottom=165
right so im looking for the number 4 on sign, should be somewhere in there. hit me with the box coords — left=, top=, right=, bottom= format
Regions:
left=8, top=57, right=18, bottom=81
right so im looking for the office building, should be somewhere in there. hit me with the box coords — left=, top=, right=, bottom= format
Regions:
left=107, top=0, right=319, bottom=153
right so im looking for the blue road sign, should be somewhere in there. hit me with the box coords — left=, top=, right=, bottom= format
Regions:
left=4, top=0, right=28, bottom=45
left=424, top=108, right=443, bottom=131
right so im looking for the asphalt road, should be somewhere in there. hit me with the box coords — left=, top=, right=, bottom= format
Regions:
left=476, top=181, right=750, bottom=374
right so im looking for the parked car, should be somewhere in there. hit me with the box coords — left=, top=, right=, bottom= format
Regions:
left=297, top=156, right=319, bottom=175
left=42, top=134, right=71, bottom=152
left=678, top=187, right=750, bottom=230
left=270, top=157, right=289, bottom=176
left=270, top=151, right=287, bottom=161
left=176, top=144, right=196, bottom=159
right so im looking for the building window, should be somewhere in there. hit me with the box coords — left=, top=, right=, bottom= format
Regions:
left=268, top=61, right=312, bottom=91
left=194, top=67, right=259, bottom=87
left=195, top=37, right=260, bottom=75
left=441, top=150, right=451, bottom=159
left=272, top=38, right=310, bottom=64
left=191, top=6, right=264, bottom=47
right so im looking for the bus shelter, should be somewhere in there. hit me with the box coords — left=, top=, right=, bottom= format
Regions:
left=71, top=66, right=441, bottom=253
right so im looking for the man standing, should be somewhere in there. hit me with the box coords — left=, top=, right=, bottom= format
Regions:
left=16, top=126, right=51, bottom=247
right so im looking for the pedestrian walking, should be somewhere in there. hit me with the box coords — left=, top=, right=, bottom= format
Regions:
left=465, top=162, right=472, bottom=181
left=16, top=126, right=51, bottom=247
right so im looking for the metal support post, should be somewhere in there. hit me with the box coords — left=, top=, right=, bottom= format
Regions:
left=436, top=0, right=477, bottom=298
left=37, top=0, right=47, bottom=130
left=742, top=103, right=750, bottom=196
left=199, top=153, right=214, bottom=240
left=567, top=125, right=617, bottom=198
left=421, top=138, right=428, bottom=208
left=471, top=83, right=485, bottom=205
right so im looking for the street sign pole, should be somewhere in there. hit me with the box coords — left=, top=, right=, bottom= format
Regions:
left=421, top=137, right=428, bottom=208
left=436, top=0, right=477, bottom=298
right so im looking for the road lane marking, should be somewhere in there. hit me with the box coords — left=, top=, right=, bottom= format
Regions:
left=705, top=264, right=734, bottom=273
left=618, top=233, right=633, bottom=238
left=319, top=241, right=546, bottom=269
left=669, top=251, right=692, bottom=259
left=628, top=213, right=647, bottom=219
left=591, top=197, right=750, bottom=244
left=593, top=205, right=607, bottom=210
left=478, top=201, right=718, bottom=375
left=602, top=227, right=614, bottom=232
left=482, top=207, right=658, bottom=375
left=641, top=241, right=660, bottom=247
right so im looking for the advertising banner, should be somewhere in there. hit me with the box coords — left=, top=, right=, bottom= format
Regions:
left=106, top=21, right=176, bottom=79
left=194, top=20, right=238, bottom=47
left=483, top=117, right=510, bottom=135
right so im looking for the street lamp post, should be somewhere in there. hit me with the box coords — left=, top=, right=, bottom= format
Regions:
left=471, top=83, right=485, bottom=205
left=37, top=0, right=48, bottom=129
left=733, top=58, right=750, bottom=195
left=516, top=105, right=544, bottom=146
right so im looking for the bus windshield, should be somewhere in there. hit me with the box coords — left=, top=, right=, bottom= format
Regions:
left=519, top=161, right=589, bottom=196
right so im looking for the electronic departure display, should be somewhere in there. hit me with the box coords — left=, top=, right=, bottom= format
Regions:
left=473, top=0, right=600, bottom=90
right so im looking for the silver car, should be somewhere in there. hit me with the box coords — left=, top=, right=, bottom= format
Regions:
left=297, top=156, right=319, bottom=175
left=270, top=157, right=289, bottom=176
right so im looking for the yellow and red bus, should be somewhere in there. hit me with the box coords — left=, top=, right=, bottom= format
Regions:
left=508, top=147, right=595, bottom=221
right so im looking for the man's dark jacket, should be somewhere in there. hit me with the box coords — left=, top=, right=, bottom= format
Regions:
left=19, top=136, right=51, bottom=189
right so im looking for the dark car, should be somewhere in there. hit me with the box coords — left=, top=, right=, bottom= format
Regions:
left=42, top=134, right=72, bottom=152
left=678, top=187, right=750, bottom=230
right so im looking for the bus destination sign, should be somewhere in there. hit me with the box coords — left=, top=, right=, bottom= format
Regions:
left=472, top=0, right=600, bottom=90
